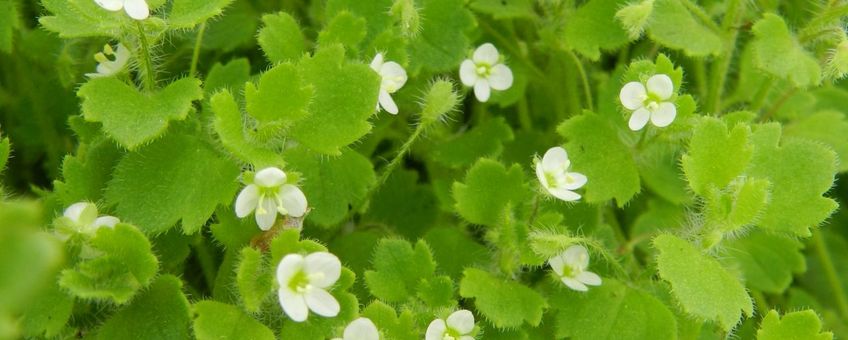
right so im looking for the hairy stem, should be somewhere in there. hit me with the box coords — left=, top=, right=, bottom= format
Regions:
left=135, top=21, right=156, bottom=91
left=189, top=22, right=207, bottom=78
left=566, top=49, right=594, bottom=111
left=812, top=230, right=848, bottom=317
left=706, top=0, right=742, bottom=113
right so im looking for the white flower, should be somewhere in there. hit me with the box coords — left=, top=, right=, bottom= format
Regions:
left=63, top=202, right=120, bottom=234
left=370, top=53, right=408, bottom=115
left=548, top=245, right=602, bottom=292
left=332, top=317, right=380, bottom=340
left=459, top=43, right=513, bottom=102
left=235, top=167, right=308, bottom=231
left=85, top=43, right=130, bottom=79
left=94, top=0, right=150, bottom=20
left=276, top=252, right=342, bottom=322
left=535, top=146, right=587, bottom=202
left=619, top=74, right=677, bottom=131
left=425, top=309, right=475, bottom=340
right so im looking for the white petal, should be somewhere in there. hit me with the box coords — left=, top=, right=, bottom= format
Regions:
left=619, top=82, right=646, bottom=110
left=276, top=253, right=305, bottom=285
left=370, top=53, right=384, bottom=72
left=460, top=337, right=475, bottom=340
left=344, top=318, right=379, bottom=340
left=279, top=184, right=308, bottom=217
left=112, top=43, right=131, bottom=67
left=123, top=0, right=149, bottom=20
left=646, top=74, right=674, bottom=100
left=535, top=160, right=549, bottom=189
left=541, top=147, right=569, bottom=173
left=380, top=61, right=407, bottom=92
left=547, top=187, right=581, bottom=202
left=562, top=276, right=589, bottom=292
left=64, top=202, right=96, bottom=225
left=235, top=184, right=259, bottom=217
left=378, top=90, right=398, bottom=115
left=548, top=253, right=567, bottom=276
left=563, top=172, right=587, bottom=191
left=95, top=0, right=123, bottom=11
left=473, top=80, right=490, bottom=102
left=576, top=271, right=602, bottom=286
left=488, top=64, right=513, bottom=90
left=650, top=102, right=677, bottom=127
left=446, top=310, right=475, bottom=335
left=425, top=319, right=447, bottom=340
left=279, top=288, right=309, bottom=322
left=255, top=197, right=278, bottom=230
left=628, top=107, right=651, bottom=131
left=304, top=252, right=341, bottom=289
left=563, top=245, right=590, bottom=269
left=305, top=288, right=340, bottom=317
left=254, top=167, right=287, bottom=187
left=459, top=60, right=478, bottom=86
left=473, top=43, right=500, bottom=65
left=94, top=216, right=120, bottom=228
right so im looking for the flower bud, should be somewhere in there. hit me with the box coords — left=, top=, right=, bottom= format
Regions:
left=826, top=40, right=848, bottom=80
left=420, top=79, right=459, bottom=124
left=391, top=0, right=421, bottom=38
left=615, top=0, right=654, bottom=40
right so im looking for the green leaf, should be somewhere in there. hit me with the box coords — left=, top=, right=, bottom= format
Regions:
left=105, top=134, right=240, bottom=234
left=551, top=279, right=677, bottom=340
left=751, top=13, right=822, bottom=87
left=361, top=301, right=418, bottom=340
left=364, top=239, right=437, bottom=303
left=653, top=234, right=753, bottom=331
left=747, top=124, right=838, bottom=236
left=557, top=111, right=640, bottom=205
left=245, top=63, right=313, bottom=127
left=757, top=309, right=833, bottom=340
left=432, top=117, right=515, bottom=168
left=367, top=169, right=438, bottom=239
left=270, top=229, right=327, bottom=264
left=60, top=224, right=159, bottom=304
left=78, top=78, right=203, bottom=149
left=459, top=268, right=547, bottom=328
left=408, top=0, right=473, bottom=72
left=318, top=11, right=367, bottom=54
left=724, top=231, right=805, bottom=294
left=39, top=0, right=123, bottom=38
left=20, top=280, right=74, bottom=338
left=453, top=159, right=528, bottom=226
left=193, top=301, right=275, bottom=340
left=284, top=147, right=375, bottom=227
left=0, top=0, right=17, bottom=53
left=96, top=275, right=191, bottom=340
left=289, top=45, right=381, bottom=155
left=682, top=117, right=753, bottom=196
left=647, top=0, right=722, bottom=56
left=210, top=90, right=286, bottom=167
left=564, top=0, right=631, bottom=60
left=325, top=0, right=394, bottom=42
left=0, top=136, right=8, bottom=174
left=169, top=0, right=234, bottom=29
left=258, top=12, right=306, bottom=63
left=210, top=206, right=260, bottom=249
left=54, top=137, right=123, bottom=205
left=469, top=0, right=535, bottom=19
left=784, top=110, right=848, bottom=173
left=235, top=247, right=273, bottom=313
left=204, top=58, right=250, bottom=97
left=201, top=0, right=257, bottom=52
left=423, top=227, right=488, bottom=279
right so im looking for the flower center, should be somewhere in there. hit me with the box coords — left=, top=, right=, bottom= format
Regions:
left=645, top=101, right=660, bottom=112
left=383, top=75, right=405, bottom=93
left=288, top=270, right=312, bottom=293
left=475, top=63, right=491, bottom=77
left=560, top=264, right=582, bottom=278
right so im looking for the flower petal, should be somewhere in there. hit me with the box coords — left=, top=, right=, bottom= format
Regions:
left=95, top=0, right=124, bottom=11
left=304, top=252, right=341, bottom=289
left=535, top=159, right=549, bottom=189
left=473, top=43, right=499, bottom=65
left=473, top=79, right=491, bottom=102
left=488, top=64, right=513, bottom=90
left=650, top=102, right=677, bottom=127
left=547, top=187, right=581, bottom=202
left=646, top=74, right=674, bottom=100
left=254, top=167, right=287, bottom=187
left=619, top=81, right=646, bottom=110
left=425, top=319, right=447, bottom=340
left=378, top=90, right=399, bottom=115
left=446, top=309, right=475, bottom=335
left=276, top=253, right=305, bottom=285
left=541, top=146, right=569, bottom=173
left=235, top=184, right=259, bottom=217
left=380, top=61, right=407, bottom=92
left=123, top=0, right=150, bottom=20
left=344, top=318, right=379, bottom=340
left=563, top=245, right=589, bottom=269
left=64, top=202, right=97, bottom=225
left=459, top=60, right=478, bottom=86
left=279, top=184, right=308, bottom=217
left=94, top=216, right=120, bottom=228
left=628, top=107, right=651, bottom=131
left=304, top=288, right=340, bottom=317
left=460, top=336, right=475, bottom=340
left=279, top=288, right=309, bottom=322
left=370, top=53, right=384, bottom=72
left=563, top=172, right=587, bottom=190
left=255, top=197, right=278, bottom=230
left=548, top=253, right=567, bottom=277
left=576, top=271, right=602, bottom=286
left=561, top=276, right=589, bottom=292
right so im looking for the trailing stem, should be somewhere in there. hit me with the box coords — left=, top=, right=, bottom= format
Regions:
left=135, top=21, right=156, bottom=91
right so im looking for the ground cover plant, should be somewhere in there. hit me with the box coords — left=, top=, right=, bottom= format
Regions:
left=2, top=0, right=848, bottom=339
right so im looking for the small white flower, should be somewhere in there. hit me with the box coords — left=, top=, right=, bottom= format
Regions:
left=94, top=0, right=150, bottom=20
left=63, top=202, right=120, bottom=234
left=425, top=309, right=475, bottom=340
left=535, top=147, right=587, bottom=202
left=619, top=74, right=677, bottom=131
left=459, top=43, right=513, bottom=102
left=277, top=252, right=342, bottom=322
left=85, top=43, right=131, bottom=79
left=235, top=167, right=308, bottom=231
left=370, top=53, right=408, bottom=115
left=332, top=317, right=380, bottom=340
left=548, top=245, right=602, bottom=292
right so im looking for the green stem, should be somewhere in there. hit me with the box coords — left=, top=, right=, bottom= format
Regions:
left=812, top=229, right=848, bottom=317
left=566, top=49, right=594, bottom=111
left=526, top=192, right=541, bottom=227
left=706, top=0, right=742, bottom=114
left=192, top=235, right=218, bottom=292
left=693, top=58, right=708, bottom=100
left=759, top=87, right=796, bottom=122
left=680, top=0, right=722, bottom=34
left=518, top=96, right=532, bottom=130
left=189, top=22, right=207, bottom=78
left=751, top=290, right=770, bottom=315
left=749, top=77, right=775, bottom=112
left=135, top=21, right=155, bottom=91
